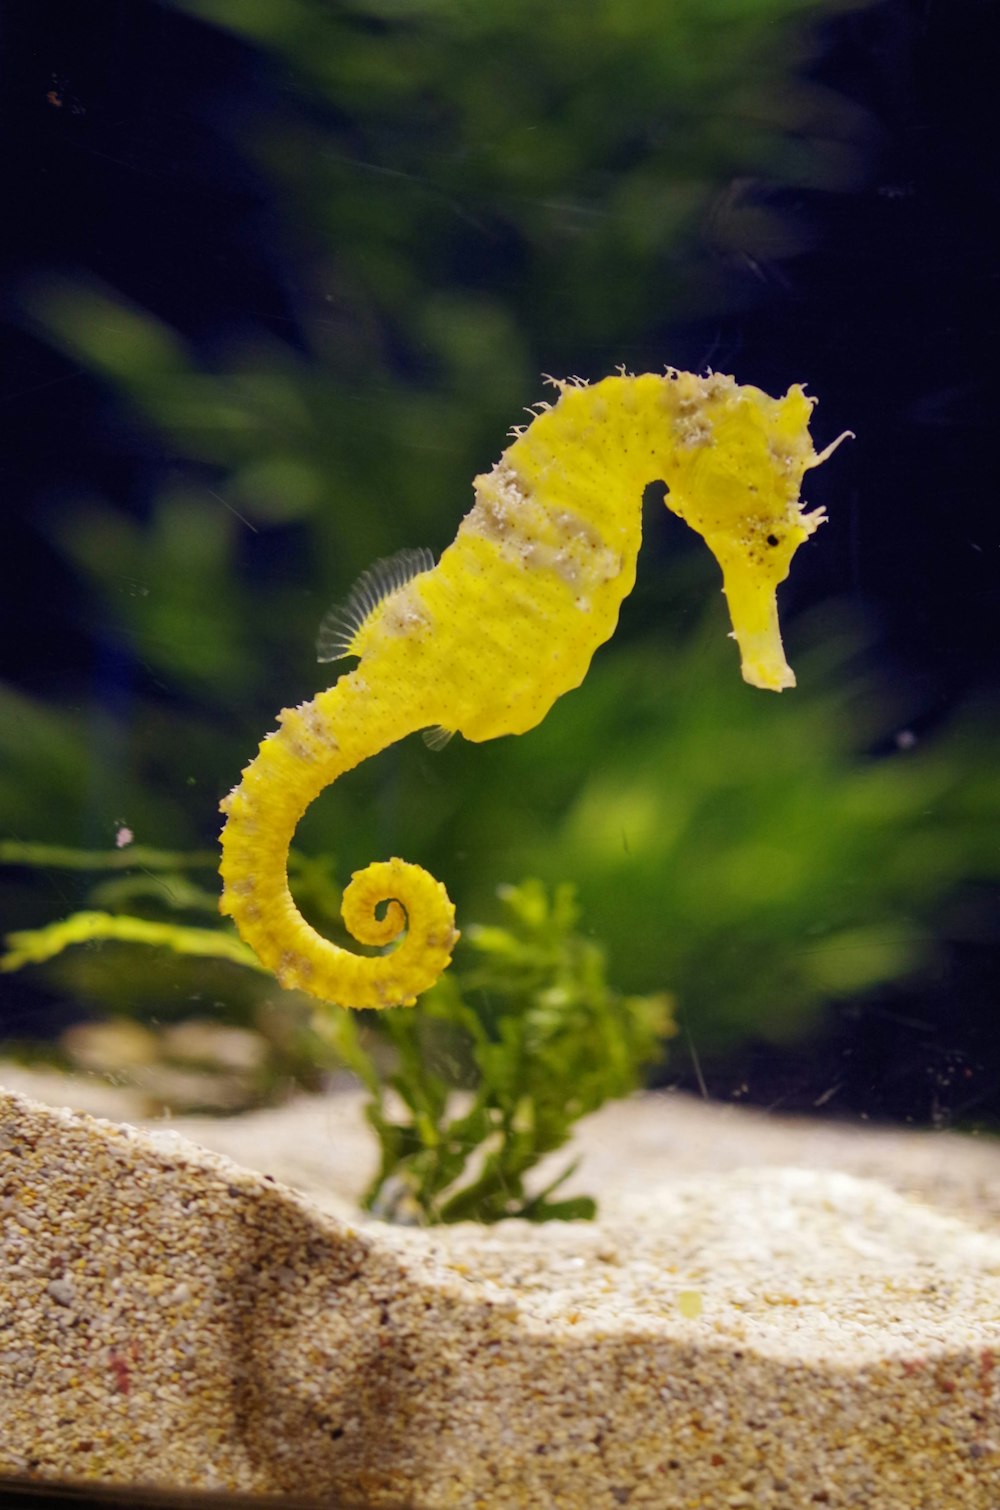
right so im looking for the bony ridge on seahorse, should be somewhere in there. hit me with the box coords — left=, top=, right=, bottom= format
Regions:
left=219, top=369, right=850, bottom=1010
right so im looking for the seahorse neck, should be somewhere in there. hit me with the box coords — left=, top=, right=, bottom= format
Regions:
left=496, top=373, right=705, bottom=555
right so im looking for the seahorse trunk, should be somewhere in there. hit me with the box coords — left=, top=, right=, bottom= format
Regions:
left=218, top=673, right=457, bottom=1009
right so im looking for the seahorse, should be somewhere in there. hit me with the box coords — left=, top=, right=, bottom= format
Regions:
left=219, top=369, right=849, bottom=1010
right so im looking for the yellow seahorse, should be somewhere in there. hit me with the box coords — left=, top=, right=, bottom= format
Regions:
left=219, top=370, right=848, bottom=1010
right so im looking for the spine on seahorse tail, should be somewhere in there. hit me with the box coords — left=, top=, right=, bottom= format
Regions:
left=218, top=676, right=457, bottom=1010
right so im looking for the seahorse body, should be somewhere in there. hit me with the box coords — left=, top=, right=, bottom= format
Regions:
left=219, top=370, right=847, bottom=1009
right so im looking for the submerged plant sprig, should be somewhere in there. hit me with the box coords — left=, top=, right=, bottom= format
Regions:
left=0, top=840, right=217, bottom=872
left=0, top=910, right=266, bottom=975
left=318, top=879, right=675, bottom=1224
left=2, top=861, right=672, bottom=1224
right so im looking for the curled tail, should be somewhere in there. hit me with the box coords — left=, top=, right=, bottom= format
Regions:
left=218, top=682, right=457, bottom=1010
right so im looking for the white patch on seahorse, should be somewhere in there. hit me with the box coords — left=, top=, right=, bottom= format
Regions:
left=463, top=462, right=621, bottom=588
left=379, top=584, right=432, bottom=640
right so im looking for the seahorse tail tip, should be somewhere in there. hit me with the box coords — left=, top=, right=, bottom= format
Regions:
left=339, top=857, right=458, bottom=1008
left=217, top=759, right=457, bottom=1008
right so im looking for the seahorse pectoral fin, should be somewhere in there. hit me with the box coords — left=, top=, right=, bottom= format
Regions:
left=422, top=725, right=455, bottom=751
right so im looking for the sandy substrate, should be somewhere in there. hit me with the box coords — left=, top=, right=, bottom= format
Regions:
left=1, top=1068, right=999, bottom=1508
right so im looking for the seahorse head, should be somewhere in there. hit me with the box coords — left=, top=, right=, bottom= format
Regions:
left=663, top=375, right=848, bottom=690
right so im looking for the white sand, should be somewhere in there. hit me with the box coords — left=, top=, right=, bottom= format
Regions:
left=2, top=1072, right=999, bottom=1507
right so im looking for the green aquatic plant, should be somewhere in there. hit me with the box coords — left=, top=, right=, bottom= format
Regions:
left=0, top=908, right=264, bottom=977
left=1, top=865, right=672, bottom=1222
left=325, top=880, right=674, bottom=1223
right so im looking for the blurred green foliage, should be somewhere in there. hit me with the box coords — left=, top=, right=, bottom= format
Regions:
left=8, top=0, right=998, bottom=1092
left=24, top=0, right=874, bottom=648
left=463, top=609, right=1000, bottom=1049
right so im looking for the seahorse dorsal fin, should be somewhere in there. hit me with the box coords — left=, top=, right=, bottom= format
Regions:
left=317, top=546, right=436, bottom=662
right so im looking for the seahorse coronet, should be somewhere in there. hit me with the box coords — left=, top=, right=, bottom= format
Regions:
left=219, top=369, right=846, bottom=1009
